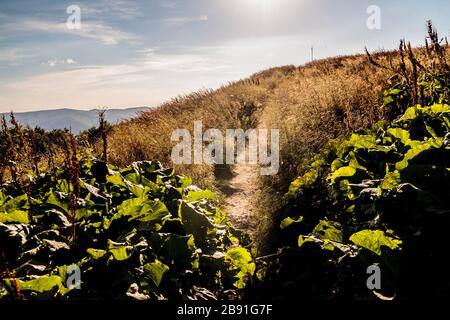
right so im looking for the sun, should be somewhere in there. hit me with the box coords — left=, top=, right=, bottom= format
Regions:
left=248, top=0, right=274, bottom=7
left=245, top=0, right=277, bottom=15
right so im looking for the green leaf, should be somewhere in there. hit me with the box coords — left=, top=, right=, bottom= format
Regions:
left=185, top=190, right=217, bottom=202
left=396, top=139, right=443, bottom=171
left=347, top=134, right=390, bottom=153
left=285, top=170, right=319, bottom=198
left=87, top=248, right=107, bottom=260
left=0, top=210, right=29, bottom=224
left=179, top=176, right=192, bottom=188
left=106, top=173, right=127, bottom=188
left=0, top=194, right=28, bottom=213
left=225, top=247, right=255, bottom=289
left=280, top=216, right=303, bottom=230
left=179, top=201, right=214, bottom=243
left=107, top=240, right=130, bottom=261
left=330, top=166, right=356, bottom=183
left=429, top=104, right=450, bottom=114
left=399, top=106, right=417, bottom=121
left=386, top=128, right=410, bottom=144
left=107, top=173, right=145, bottom=197
left=143, top=260, right=169, bottom=287
left=161, top=234, right=199, bottom=269
left=380, top=170, right=401, bottom=191
left=17, top=275, right=64, bottom=293
left=350, top=230, right=402, bottom=256
left=46, top=190, right=69, bottom=214
left=113, top=197, right=170, bottom=223
left=312, top=220, right=343, bottom=243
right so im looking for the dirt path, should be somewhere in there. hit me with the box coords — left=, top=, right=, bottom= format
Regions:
left=221, top=162, right=259, bottom=236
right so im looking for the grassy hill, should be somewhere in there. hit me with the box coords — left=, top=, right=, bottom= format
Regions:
left=1, top=23, right=449, bottom=301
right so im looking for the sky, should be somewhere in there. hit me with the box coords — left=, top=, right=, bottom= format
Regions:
left=0, top=0, right=449, bottom=113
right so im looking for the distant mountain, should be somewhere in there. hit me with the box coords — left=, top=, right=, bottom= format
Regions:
left=2, top=107, right=150, bottom=134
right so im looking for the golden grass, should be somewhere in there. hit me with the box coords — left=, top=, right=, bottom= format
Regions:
left=104, top=37, right=448, bottom=254
left=106, top=52, right=405, bottom=192
left=259, top=54, right=391, bottom=189
left=105, top=72, right=285, bottom=188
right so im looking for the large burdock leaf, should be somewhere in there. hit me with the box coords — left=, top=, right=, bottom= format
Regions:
left=46, top=190, right=69, bottom=215
left=107, top=240, right=131, bottom=261
left=113, top=197, right=170, bottom=223
left=179, top=201, right=214, bottom=244
left=380, top=170, right=401, bottom=191
left=398, top=106, right=418, bottom=121
left=87, top=248, right=107, bottom=260
left=0, top=223, right=33, bottom=247
left=107, top=173, right=145, bottom=197
left=0, top=194, right=28, bottom=213
left=285, top=170, right=319, bottom=199
left=396, top=138, right=443, bottom=171
left=185, top=190, right=217, bottom=202
left=297, top=220, right=345, bottom=252
left=224, top=247, right=255, bottom=289
left=160, top=234, right=199, bottom=270
left=330, top=166, right=356, bottom=183
left=143, top=260, right=169, bottom=287
left=0, top=210, right=29, bottom=224
left=178, top=176, right=192, bottom=188
left=386, top=128, right=411, bottom=145
left=0, top=195, right=29, bottom=225
left=350, top=230, right=402, bottom=256
left=346, top=134, right=391, bottom=153
left=16, top=275, right=65, bottom=294
left=312, top=220, right=343, bottom=243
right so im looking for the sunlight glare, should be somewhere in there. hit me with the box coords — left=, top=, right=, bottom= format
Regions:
left=246, top=0, right=276, bottom=14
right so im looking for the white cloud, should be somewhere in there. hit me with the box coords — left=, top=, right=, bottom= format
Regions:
left=0, top=48, right=33, bottom=66
left=160, top=1, right=178, bottom=9
left=105, top=0, right=142, bottom=19
left=4, top=19, right=139, bottom=45
left=81, top=0, right=142, bottom=20
left=138, top=48, right=221, bottom=72
left=164, top=15, right=209, bottom=27
left=45, top=58, right=77, bottom=67
left=0, top=48, right=227, bottom=110
left=5, top=50, right=221, bottom=92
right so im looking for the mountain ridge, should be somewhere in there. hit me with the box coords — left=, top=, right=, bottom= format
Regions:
left=1, top=107, right=150, bottom=133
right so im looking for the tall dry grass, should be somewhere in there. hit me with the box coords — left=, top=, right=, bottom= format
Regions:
left=259, top=54, right=392, bottom=190
left=105, top=75, right=281, bottom=188
left=105, top=48, right=447, bottom=193
left=104, top=23, right=449, bottom=251
left=255, top=25, right=450, bottom=252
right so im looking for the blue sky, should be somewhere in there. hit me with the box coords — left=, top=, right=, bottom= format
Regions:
left=0, top=0, right=449, bottom=112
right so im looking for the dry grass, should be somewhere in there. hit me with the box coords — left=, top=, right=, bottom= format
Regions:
left=259, top=54, right=392, bottom=190
left=104, top=25, right=449, bottom=253
left=105, top=47, right=447, bottom=190
left=260, top=46, right=449, bottom=192
left=106, top=52, right=406, bottom=191
left=254, top=36, right=450, bottom=253
left=105, top=72, right=286, bottom=188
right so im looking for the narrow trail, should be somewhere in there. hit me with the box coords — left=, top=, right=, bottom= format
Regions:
left=221, top=158, right=259, bottom=236
left=219, top=104, right=263, bottom=237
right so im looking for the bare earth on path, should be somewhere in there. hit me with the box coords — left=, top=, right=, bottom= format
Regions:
left=221, top=163, right=259, bottom=236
